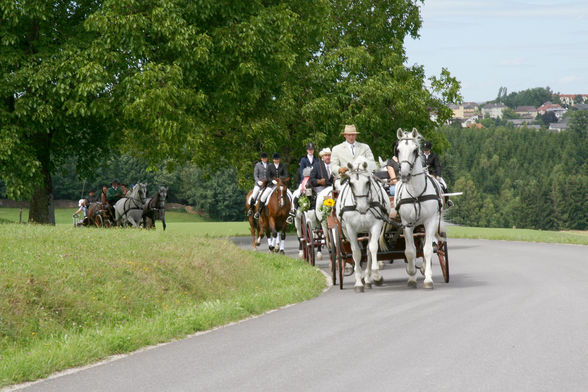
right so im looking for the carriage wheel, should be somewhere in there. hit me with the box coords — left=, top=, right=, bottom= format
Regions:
left=300, top=213, right=309, bottom=261
left=327, top=229, right=337, bottom=285
left=305, top=221, right=316, bottom=266
left=333, top=228, right=345, bottom=290
left=95, top=215, right=103, bottom=228
left=437, top=240, right=450, bottom=283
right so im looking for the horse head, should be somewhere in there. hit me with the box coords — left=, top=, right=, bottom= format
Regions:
left=157, top=186, right=168, bottom=208
left=136, top=183, right=148, bottom=204
left=346, top=157, right=372, bottom=214
left=396, top=128, right=423, bottom=182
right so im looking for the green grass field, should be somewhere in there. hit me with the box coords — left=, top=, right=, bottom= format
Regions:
left=0, top=218, right=325, bottom=387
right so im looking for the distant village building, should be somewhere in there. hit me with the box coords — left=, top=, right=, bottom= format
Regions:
left=514, top=106, right=537, bottom=119
left=555, top=94, right=588, bottom=106
left=481, top=103, right=506, bottom=119
left=449, top=102, right=478, bottom=121
left=462, top=115, right=481, bottom=128
left=548, top=117, right=569, bottom=132
left=537, top=102, right=566, bottom=119
left=449, top=104, right=464, bottom=120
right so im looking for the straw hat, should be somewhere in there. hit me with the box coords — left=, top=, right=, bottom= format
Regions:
left=319, top=147, right=332, bottom=157
left=341, top=124, right=359, bottom=135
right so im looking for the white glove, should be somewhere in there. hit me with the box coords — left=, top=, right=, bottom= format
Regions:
left=272, top=180, right=277, bottom=185
left=257, top=181, right=263, bottom=186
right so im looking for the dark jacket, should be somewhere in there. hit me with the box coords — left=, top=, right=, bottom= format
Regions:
left=267, top=163, right=289, bottom=183
left=423, top=151, right=441, bottom=177
left=254, top=161, right=269, bottom=184
left=298, top=155, right=318, bottom=184
left=310, top=161, right=334, bottom=188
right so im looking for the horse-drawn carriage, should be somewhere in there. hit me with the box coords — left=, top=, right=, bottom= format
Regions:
left=73, top=184, right=167, bottom=229
left=299, top=128, right=451, bottom=291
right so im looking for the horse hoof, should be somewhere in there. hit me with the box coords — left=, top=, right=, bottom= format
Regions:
left=364, top=282, right=372, bottom=289
left=269, top=246, right=274, bottom=252
left=407, top=280, right=417, bottom=289
left=279, top=250, right=285, bottom=255
left=354, top=286, right=365, bottom=293
left=424, top=281, right=434, bottom=289
left=316, top=251, right=322, bottom=260
left=374, top=277, right=384, bottom=286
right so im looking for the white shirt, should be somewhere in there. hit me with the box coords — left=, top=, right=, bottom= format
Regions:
left=307, top=155, right=314, bottom=164
left=347, top=142, right=357, bottom=156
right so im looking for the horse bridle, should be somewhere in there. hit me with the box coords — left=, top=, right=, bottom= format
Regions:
left=339, top=171, right=390, bottom=222
left=398, top=137, right=425, bottom=181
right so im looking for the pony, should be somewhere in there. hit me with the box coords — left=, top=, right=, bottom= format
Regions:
left=114, top=183, right=148, bottom=227
left=143, top=186, right=168, bottom=230
left=246, top=189, right=264, bottom=248
left=394, top=128, right=445, bottom=289
left=335, top=157, right=391, bottom=292
left=261, top=178, right=291, bottom=253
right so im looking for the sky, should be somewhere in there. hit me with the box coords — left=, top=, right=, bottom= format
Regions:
left=404, top=0, right=588, bottom=103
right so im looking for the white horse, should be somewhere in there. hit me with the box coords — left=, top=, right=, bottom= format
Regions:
left=335, top=157, right=391, bottom=292
left=394, top=128, right=445, bottom=289
left=114, top=183, right=148, bottom=227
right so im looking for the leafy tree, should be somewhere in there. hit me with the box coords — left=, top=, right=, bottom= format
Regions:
left=573, top=94, right=584, bottom=105
left=2, top=0, right=461, bottom=223
left=540, top=111, right=558, bottom=125
left=1, top=1, right=118, bottom=223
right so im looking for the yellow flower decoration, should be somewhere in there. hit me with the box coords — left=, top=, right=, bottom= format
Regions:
left=324, top=198, right=335, bottom=207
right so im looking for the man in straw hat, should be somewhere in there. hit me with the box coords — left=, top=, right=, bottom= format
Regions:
left=330, top=124, right=375, bottom=187
left=310, top=147, right=334, bottom=194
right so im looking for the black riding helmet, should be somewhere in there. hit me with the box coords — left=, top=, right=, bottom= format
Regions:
left=422, top=141, right=433, bottom=151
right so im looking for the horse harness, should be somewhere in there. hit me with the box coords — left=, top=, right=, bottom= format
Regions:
left=395, top=173, right=442, bottom=228
left=338, top=171, right=390, bottom=223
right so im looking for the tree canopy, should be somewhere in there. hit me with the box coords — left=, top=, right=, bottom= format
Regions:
left=1, top=0, right=461, bottom=223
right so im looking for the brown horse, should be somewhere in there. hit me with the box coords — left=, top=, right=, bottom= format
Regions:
left=261, top=178, right=291, bottom=253
left=86, top=202, right=113, bottom=228
left=246, top=190, right=264, bottom=249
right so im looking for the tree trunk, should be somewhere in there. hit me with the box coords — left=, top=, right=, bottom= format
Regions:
left=29, top=164, right=55, bottom=224
left=29, top=131, right=55, bottom=224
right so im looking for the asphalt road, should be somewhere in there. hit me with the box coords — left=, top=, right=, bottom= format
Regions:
left=12, top=237, right=588, bottom=392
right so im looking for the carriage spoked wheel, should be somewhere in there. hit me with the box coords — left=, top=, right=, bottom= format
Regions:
left=327, top=229, right=337, bottom=285
left=300, top=213, right=308, bottom=261
left=305, top=220, right=316, bottom=266
left=95, top=214, right=104, bottom=228
left=436, top=240, right=449, bottom=283
left=332, top=227, right=346, bottom=290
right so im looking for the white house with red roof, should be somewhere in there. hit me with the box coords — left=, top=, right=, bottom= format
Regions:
left=537, top=102, right=566, bottom=119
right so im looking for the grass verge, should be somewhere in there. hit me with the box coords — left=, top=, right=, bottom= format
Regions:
left=0, top=224, right=325, bottom=387
left=447, top=225, right=588, bottom=245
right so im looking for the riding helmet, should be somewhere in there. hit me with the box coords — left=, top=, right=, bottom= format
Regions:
left=273, top=153, right=280, bottom=159
left=305, top=142, right=315, bottom=150
left=260, top=152, right=268, bottom=158
left=422, top=141, right=432, bottom=150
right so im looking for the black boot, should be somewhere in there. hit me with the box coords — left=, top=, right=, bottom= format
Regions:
left=247, top=198, right=255, bottom=216
left=254, top=201, right=265, bottom=219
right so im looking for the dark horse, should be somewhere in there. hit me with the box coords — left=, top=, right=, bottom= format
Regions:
left=246, top=189, right=264, bottom=249
left=261, top=178, right=291, bottom=253
left=143, top=186, right=168, bottom=230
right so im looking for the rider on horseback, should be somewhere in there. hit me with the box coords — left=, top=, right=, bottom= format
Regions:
left=254, top=153, right=291, bottom=220
left=247, top=152, right=269, bottom=217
